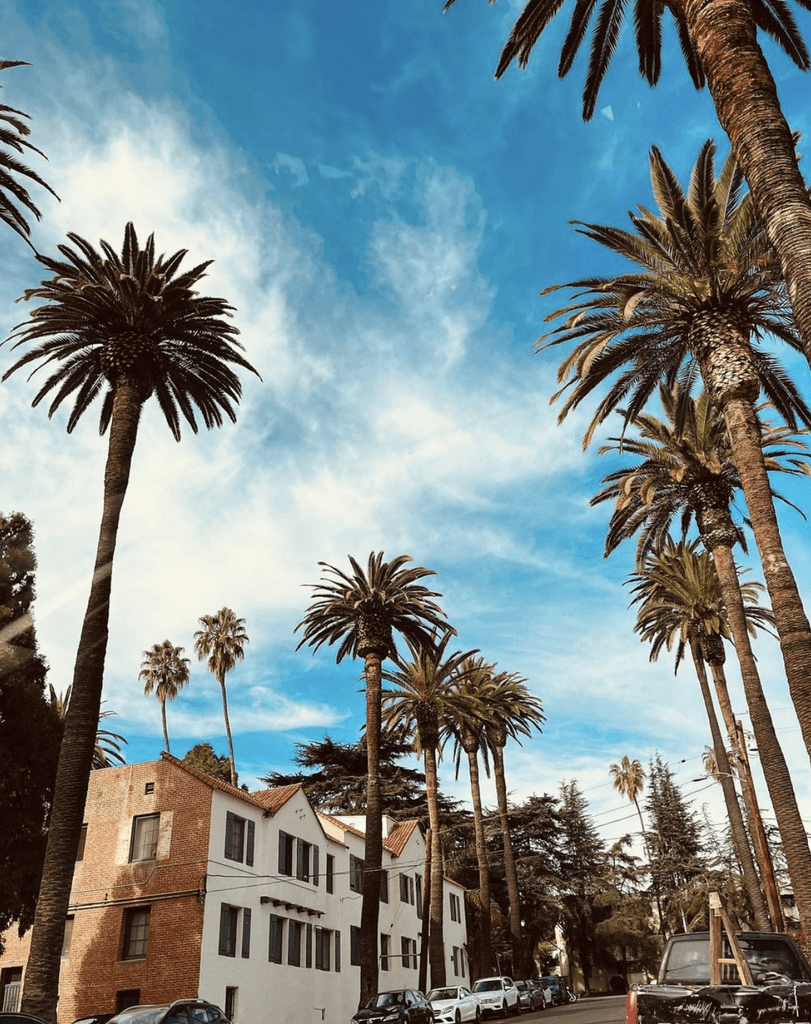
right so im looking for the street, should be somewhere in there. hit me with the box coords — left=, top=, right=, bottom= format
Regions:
left=522, top=996, right=625, bottom=1024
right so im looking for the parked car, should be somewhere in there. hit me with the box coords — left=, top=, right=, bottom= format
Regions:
left=529, top=981, right=551, bottom=1009
left=72, top=1014, right=116, bottom=1024
left=513, top=982, right=539, bottom=1014
left=352, top=990, right=434, bottom=1024
left=428, top=986, right=482, bottom=1024
left=105, top=1001, right=227, bottom=1024
left=471, top=978, right=520, bottom=1019
left=0, top=1014, right=53, bottom=1024
left=538, top=978, right=563, bottom=1007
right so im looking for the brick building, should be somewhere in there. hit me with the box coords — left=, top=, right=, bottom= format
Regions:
left=0, top=754, right=468, bottom=1024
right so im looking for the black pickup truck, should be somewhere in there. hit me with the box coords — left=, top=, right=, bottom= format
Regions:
left=626, top=931, right=811, bottom=1024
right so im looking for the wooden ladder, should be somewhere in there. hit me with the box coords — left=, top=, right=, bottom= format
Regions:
left=709, top=891, right=754, bottom=986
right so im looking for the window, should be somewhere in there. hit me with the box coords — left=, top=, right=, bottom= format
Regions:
left=61, top=916, right=74, bottom=958
left=242, top=907, right=251, bottom=959
left=279, top=831, right=294, bottom=876
left=379, top=869, right=389, bottom=903
left=326, top=854, right=335, bottom=894
left=399, top=873, right=415, bottom=904
left=129, top=814, right=159, bottom=862
left=315, top=927, right=332, bottom=971
left=76, top=824, right=87, bottom=862
left=144, top=782, right=154, bottom=795
left=121, top=907, right=150, bottom=960
left=380, top=933, right=390, bottom=971
left=350, top=926, right=361, bottom=966
left=115, top=991, right=141, bottom=1014
left=401, top=936, right=417, bottom=969
left=224, top=989, right=237, bottom=1023
left=452, top=946, right=460, bottom=976
left=415, top=873, right=423, bottom=917
left=288, top=920, right=303, bottom=967
left=269, top=914, right=285, bottom=964
left=450, top=892, right=461, bottom=923
left=219, top=904, right=240, bottom=957
left=225, top=813, right=254, bottom=864
left=350, top=855, right=364, bottom=894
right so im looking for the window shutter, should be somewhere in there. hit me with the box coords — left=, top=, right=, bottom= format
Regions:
left=278, top=831, right=287, bottom=873
left=225, top=814, right=234, bottom=859
left=335, top=930, right=341, bottom=973
left=313, top=845, right=319, bottom=886
left=315, top=928, right=323, bottom=971
left=246, top=821, right=255, bottom=866
left=219, top=904, right=230, bottom=955
left=242, top=908, right=251, bottom=958
left=306, top=923, right=313, bottom=968
left=297, top=837, right=305, bottom=880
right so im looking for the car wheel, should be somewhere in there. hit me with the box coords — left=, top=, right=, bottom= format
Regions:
left=475, top=1008, right=482, bottom=1023
left=501, top=1003, right=507, bottom=1019
left=455, top=1013, right=461, bottom=1024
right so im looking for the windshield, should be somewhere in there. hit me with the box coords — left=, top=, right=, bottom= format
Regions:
left=112, top=1011, right=169, bottom=1024
left=368, top=994, right=404, bottom=1009
left=428, top=991, right=457, bottom=1002
left=473, top=981, right=502, bottom=993
left=664, top=936, right=811, bottom=985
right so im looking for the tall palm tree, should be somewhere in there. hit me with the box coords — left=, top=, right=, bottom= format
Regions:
left=540, top=140, right=811, bottom=818
left=591, top=388, right=811, bottom=931
left=194, top=608, right=249, bottom=787
left=3, top=222, right=258, bottom=1020
left=296, top=552, right=453, bottom=1003
left=0, top=60, right=58, bottom=249
left=480, top=670, right=544, bottom=976
left=442, top=0, right=811, bottom=377
left=608, top=756, right=647, bottom=841
left=382, top=632, right=477, bottom=988
left=628, top=539, right=771, bottom=929
left=445, top=655, right=497, bottom=976
left=139, top=639, right=191, bottom=754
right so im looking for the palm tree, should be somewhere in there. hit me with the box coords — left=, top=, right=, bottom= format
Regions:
left=628, top=538, right=771, bottom=929
left=540, top=139, right=811, bottom=820
left=296, top=551, right=453, bottom=1003
left=0, top=60, right=58, bottom=249
left=3, top=222, right=258, bottom=1020
left=381, top=631, right=477, bottom=988
left=609, top=756, right=647, bottom=841
left=445, top=655, right=497, bottom=976
left=139, top=639, right=191, bottom=754
left=591, top=388, right=811, bottom=931
left=481, top=670, right=544, bottom=976
left=443, top=0, right=811, bottom=378
left=194, top=608, right=249, bottom=787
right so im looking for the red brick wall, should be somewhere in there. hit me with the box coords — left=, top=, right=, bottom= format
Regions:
left=0, top=759, right=215, bottom=1023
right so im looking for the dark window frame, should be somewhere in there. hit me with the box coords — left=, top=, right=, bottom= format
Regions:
left=121, top=906, right=151, bottom=960
left=129, top=813, right=160, bottom=863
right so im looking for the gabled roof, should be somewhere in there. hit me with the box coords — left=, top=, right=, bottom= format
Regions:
left=317, top=812, right=422, bottom=858
left=162, top=753, right=301, bottom=814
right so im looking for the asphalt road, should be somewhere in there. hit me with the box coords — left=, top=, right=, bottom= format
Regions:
left=520, top=996, right=626, bottom=1024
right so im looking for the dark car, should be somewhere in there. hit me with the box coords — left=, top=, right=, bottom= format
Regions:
left=105, top=1001, right=227, bottom=1024
left=72, top=1014, right=116, bottom=1024
left=538, top=979, right=563, bottom=1007
left=352, top=990, right=434, bottom=1024
left=0, top=1014, right=54, bottom=1024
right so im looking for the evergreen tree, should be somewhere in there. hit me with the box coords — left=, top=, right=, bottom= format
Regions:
left=646, top=755, right=704, bottom=934
left=0, top=513, right=61, bottom=953
left=556, top=781, right=609, bottom=992
left=184, top=742, right=237, bottom=786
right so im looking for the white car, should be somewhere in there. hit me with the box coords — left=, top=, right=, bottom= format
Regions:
left=427, top=987, right=482, bottom=1024
left=470, top=977, right=520, bottom=1019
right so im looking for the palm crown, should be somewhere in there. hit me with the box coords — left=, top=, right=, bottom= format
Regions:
left=3, top=222, right=259, bottom=434
left=296, top=552, right=453, bottom=662
left=194, top=608, right=249, bottom=684
left=140, top=640, right=191, bottom=702
left=0, top=60, right=58, bottom=248
left=445, top=0, right=811, bottom=121
left=593, top=387, right=811, bottom=566
left=540, top=140, right=811, bottom=446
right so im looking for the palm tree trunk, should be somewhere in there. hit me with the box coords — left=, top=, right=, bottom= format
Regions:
left=423, top=743, right=446, bottom=987
left=491, top=741, right=524, bottom=976
left=466, top=743, right=493, bottom=976
left=676, top=0, right=811, bottom=366
left=217, top=672, right=237, bottom=786
left=689, top=638, right=770, bottom=929
left=709, top=541, right=811, bottom=931
left=360, top=650, right=383, bottom=1005
left=21, top=383, right=143, bottom=1021
left=161, top=696, right=171, bottom=754
left=722, top=395, right=811, bottom=755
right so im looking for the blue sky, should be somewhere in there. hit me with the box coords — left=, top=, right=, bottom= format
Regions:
left=3, top=0, right=811, bottom=851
